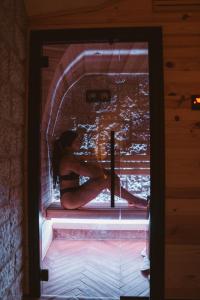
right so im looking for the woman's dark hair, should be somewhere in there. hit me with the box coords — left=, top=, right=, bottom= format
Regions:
left=51, top=130, right=78, bottom=188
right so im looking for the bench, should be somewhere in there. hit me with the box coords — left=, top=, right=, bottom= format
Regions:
left=46, top=201, right=148, bottom=220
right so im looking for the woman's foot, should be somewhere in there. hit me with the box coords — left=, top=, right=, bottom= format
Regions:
left=128, top=197, right=147, bottom=208
left=141, top=255, right=150, bottom=279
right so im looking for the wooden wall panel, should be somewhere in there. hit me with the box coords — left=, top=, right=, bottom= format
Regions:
left=165, top=245, right=200, bottom=299
left=25, top=0, right=200, bottom=298
left=166, top=199, right=200, bottom=245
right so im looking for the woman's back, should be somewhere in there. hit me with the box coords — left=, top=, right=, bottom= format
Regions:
left=59, top=153, right=80, bottom=193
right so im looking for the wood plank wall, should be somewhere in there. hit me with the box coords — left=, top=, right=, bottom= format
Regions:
left=26, top=0, right=200, bottom=298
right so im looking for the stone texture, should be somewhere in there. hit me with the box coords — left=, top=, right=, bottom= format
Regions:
left=16, top=127, right=24, bottom=155
left=0, top=255, right=23, bottom=299
left=0, top=40, right=10, bottom=84
left=10, top=186, right=23, bottom=205
left=10, top=52, right=25, bottom=94
left=14, top=24, right=26, bottom=61
left=14, top=0, right=27, bottom=32
left=9, top=52, right=25, bottom=94
left=0, top=257, right=16, bottom=298
left=55, top=74, right=150, bottom=156
left=0, top=119, right=17, bottom=157
left=10, top=157, right=23, bottom=186
left=0, top=159, right=10, bottom=206
left=0, top=220, right=11, bottom=269
left=0, top=221, right=22, bottom=270
left=0, top=0, right=26, bottom=298
left=14, top=246, right=23, bottom=274
left=0, top=1, right=15, bottom=47
left=0, top=83, right=11, bottom=120
left=11, top=92, right=25, bottom=125
left=1, top=0, right=14, bottom=11
left=4, top=272, right=23, bottom=300
left=0, top=205, right=10, bottom=226
left=10, top=201, right=23, bottom=230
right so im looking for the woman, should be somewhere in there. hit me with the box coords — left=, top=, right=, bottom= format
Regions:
left=52, top=130, right=147, bottom=210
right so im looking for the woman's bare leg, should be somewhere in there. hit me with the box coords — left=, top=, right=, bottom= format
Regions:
left=103, top=170, right=147, bottom=207
left=105, top=173, right=147, bottom=207
left=61, top=173, right=147, bottom=209
left=114, top=185, right=147, bottom=207
left=61, top=176, right=109, bottom=209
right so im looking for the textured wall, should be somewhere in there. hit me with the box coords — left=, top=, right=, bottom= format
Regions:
left=0, top=0, right=26, bottom=299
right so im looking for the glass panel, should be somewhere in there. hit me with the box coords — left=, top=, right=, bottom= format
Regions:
left=40, top=41, right=150, bottom=298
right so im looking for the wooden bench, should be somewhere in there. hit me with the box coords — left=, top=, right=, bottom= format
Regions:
left=46, top=201, right=148, bottom=220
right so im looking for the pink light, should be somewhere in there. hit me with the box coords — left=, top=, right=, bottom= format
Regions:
left=52, top=218, right=149, bottom=225
left=52, top=218, right=149, bottom=231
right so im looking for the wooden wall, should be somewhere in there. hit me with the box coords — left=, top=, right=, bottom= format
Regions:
left=25, top=0, right=200, bottom=298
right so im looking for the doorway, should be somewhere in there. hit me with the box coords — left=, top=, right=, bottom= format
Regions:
left=28, top=27, right=164, bottom=300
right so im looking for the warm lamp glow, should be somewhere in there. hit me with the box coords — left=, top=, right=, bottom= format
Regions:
left=191, top=95, right=200, bottom=110
left=195, top=97, right=200, bottom=103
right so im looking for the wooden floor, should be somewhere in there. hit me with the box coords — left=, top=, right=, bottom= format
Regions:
left=42, top=239, right=149, bottom=299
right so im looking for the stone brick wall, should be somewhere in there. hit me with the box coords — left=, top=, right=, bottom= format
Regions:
left=0, top=0, right=27, bottom=299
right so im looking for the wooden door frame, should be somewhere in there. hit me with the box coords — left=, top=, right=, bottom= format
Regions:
left=28, top=27, right=165, bottom=299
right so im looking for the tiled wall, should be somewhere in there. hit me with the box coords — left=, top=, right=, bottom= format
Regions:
left=0, top=0, right=26, bottom=299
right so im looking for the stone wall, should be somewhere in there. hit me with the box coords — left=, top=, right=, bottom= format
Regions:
left=0, top=0, right=26, bottom=299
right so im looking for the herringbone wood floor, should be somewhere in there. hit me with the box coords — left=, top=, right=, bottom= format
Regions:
left=42, top=239, right=149, bottom=299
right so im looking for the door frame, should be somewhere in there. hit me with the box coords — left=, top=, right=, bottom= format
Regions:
left=28, top=27, right=165, bottom=299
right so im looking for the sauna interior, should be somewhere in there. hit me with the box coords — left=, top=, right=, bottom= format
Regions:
left=40, top=41, right=150, bottom=298
left=1, top=0, right=200, bottom=299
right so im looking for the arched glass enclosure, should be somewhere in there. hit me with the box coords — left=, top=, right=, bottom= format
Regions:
left=41, top=43, right=150, bottom=209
